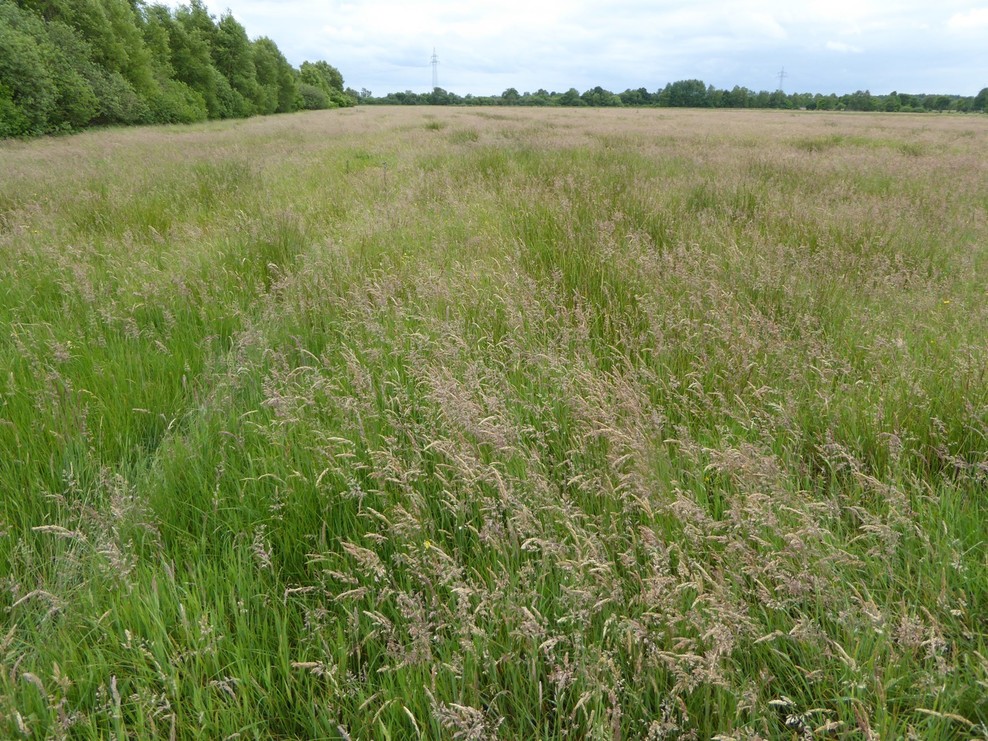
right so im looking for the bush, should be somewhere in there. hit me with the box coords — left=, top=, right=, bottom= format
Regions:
left=0, top=4, right=58, bottom=135
left=0, top=84, right=30, bottom=137
left=91, top=70, right=151, bottom=125
left=148, top=79, right=209, bottom=124
left=297, top=82, right=331, bottom=110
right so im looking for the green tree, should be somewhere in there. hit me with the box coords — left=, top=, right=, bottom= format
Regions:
left=723, top=85, right=750, bottom=108
left=0, top=1, right=58, bottom=134
left=140, top=3, right=207, bottom=122
left=1, top=0, right=344, bottom=135
left=297, top=83, right=329, bottom=110
left=19, top=0, right=156, bottom=98
left=298, top=60, right=352, bottom=108
left=845, top=90, right=875, bottom=111
left=252, top=37, right=296, bottom=114
left=790, top=92, right=813, bottom=109
left=0, top=1, right=146, bottom=132
left=558, top=88, right=585, bottom=106
left=141, top=3, right=176, bottom=78
left=768, top=89, right=791, bottom=109
left=169, top=4, right=233, bottom=118
left=428, top=87, right=456, bottom=105
left=299, top=60, right=343, bottom=93
left=525, top=88, right=551, bottom=106
left=175, top=0, right=216, bottom=52
left=619, top=87, right=650, bottom=106
left=666, top=79, right=708, bottom=107
left=213, top=12, right=257, bottom=116
left=45, top=20, right=107, bottom=126
left=102, top=0, right=156, bottom=96
left=974, top=87, right=988, bottom=112
left=581, top=86, right=621, bottom=106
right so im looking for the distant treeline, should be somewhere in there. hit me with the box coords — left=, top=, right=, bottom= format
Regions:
left=0, top=0, right=354, bottom=138
left=364, top=81, right=988, bottom=113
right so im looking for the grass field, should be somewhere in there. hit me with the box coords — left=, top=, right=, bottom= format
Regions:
left=1, top=106, right=986, bottom=739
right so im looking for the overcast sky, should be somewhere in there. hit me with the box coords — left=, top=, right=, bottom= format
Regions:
left=161, top=1, right=988, bottom=97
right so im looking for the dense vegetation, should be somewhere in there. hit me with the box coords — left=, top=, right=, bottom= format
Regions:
left=0, top=0, right=353, bottom=138
left=367, top=81, right=988, bottom=112
left=2, top=0, right=983, bottom=140
left=1, top=107, right=986, bottom=738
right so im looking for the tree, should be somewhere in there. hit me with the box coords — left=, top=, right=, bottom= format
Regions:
left=175, top=0, right=217, bottom=52
left=213, top=13, right=257, bottom=116
left=844, top=90, right=874, bottom=111
left=168, top=5, right=230, bottom=118
left=723, top=85, right=749, bottom=108
left=768, top=90, right=790, bottom=109
left=101, top=0, right=156, bottom=96
left=140, top=4, right=207, bottom=123
left=0, top=1, right=59, bottom=135
left=300, top=61, right=342, bottom=93
left=558, top=88, right=585, bottom=106
left=526, top=89, right=551, bottom=106
left=252, top=37, right=295, bottom=114
left=297, top=83, right=329, bottom=110
left=790, top=92, right=813, bottom=109
left=581, top=86, right=621, bottom=107
left=428, top=87, right=457, bottom=105
left=971, top=87, right=987, bottom=112
left=299, top=60, right=352, bottom=107
left=666, top=79, right=708, bottom=107
left=1, top=0, right=350, bottom=136
left=619, top=87, right=650, bottom=106
left=19, top=0, right=156, bottom=97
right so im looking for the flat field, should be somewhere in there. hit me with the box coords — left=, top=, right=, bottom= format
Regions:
left=1, top=107, right=986, bottom=738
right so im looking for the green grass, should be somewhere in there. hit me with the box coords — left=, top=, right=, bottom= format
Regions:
left=1, top=106, right=986, bottom=739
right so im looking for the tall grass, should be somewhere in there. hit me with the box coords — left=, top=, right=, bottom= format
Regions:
left=1, top=107, right=986, bottom=738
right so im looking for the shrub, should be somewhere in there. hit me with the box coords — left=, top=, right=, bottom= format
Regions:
left=297, top=82, right=331, bottom=110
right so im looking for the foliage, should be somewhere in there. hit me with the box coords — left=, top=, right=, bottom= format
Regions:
left=298, top=60, right=355, bottom=108
left=296, top=81, right=330, bottom=110
left=0, top=0, right=349, bottom=137
left=0, top=2, right=63, bottom=134
left=975, top=87, right=988, bottom=112
left=252, top=36, right=296, bottom=114
left=213, top=13, right=258, bottom=117
left=664, top=78, right=709, bottom=107
left=363, top=78, right=988, bottom=113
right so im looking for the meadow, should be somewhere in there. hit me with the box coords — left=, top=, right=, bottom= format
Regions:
left=1, top=106, right=986, bottom=739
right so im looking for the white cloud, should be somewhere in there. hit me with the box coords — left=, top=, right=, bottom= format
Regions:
left=826, top=40, right=863, bottom=53
left=947, top=7, right=988, bottom=29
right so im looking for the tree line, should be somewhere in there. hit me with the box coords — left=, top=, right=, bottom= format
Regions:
left=4, top=0, right=984, bottom=141
left=0, top=0, right=354, bottom=138
left=364, top=81, right=988, bottom=113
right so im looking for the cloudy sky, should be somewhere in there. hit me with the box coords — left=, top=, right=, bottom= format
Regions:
left=162, top=1, right=988, bottom=96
